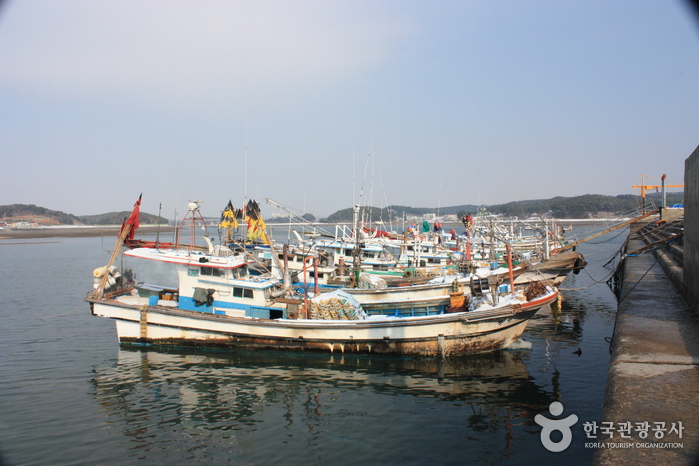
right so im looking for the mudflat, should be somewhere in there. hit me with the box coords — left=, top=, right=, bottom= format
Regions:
left=0, top=225, right=173, bottom=240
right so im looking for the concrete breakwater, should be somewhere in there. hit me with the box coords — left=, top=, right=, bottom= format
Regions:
left=594, top=213, right=699, bottom=465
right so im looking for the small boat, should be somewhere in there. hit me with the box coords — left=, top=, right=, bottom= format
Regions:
left=514, top=250, right=587, bottom=287
left=86, top=196, right=559, bottom=357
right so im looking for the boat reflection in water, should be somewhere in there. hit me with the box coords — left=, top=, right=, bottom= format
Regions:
left=90, top=347, right=563, bottom=463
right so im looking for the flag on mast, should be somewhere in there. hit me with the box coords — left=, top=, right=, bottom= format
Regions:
left=219, top=200, right=238, bottom=229
left=245, top=199, right=267, bottom=243
left=120, top=194, right=142, bottom=241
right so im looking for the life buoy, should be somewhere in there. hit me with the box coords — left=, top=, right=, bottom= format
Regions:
left=288, top=312, right=298, bottom=320
left=404, top=270, right=413, bottom=278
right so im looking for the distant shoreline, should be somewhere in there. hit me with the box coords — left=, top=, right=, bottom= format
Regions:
left=0, top=218, right=630, bottom=241
left=0, top=225, right=174, bottom=240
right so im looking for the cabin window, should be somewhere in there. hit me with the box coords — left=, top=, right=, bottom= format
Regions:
left=188, top=269, right=199, bottom=277
left=428, top=258, right=441, bottom=264
left=201, top=267, right=224, bottom=277
left=233, top=287, right=254, bottom=299
left=363, top=252, right=375, bottom=259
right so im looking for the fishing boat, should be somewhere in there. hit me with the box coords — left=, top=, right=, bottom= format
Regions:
left=514, top=250, right=587, bottom=287
left=86, top=196, right=559, bottom=357
left=286, top=204, right=585, bottom=291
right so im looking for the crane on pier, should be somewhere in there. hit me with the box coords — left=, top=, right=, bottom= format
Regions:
left=632, top=174, right=683, bottom=212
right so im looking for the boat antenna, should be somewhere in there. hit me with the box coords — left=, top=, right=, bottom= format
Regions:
left=156, top=201, right=162, bottom=248
left=367, top=130, right=376, bottom=228
left=244, top=104, right=248, bottom=205
left=156, top=168, right=164, bottom=248
left=173, top=181, right=181, bottom=245
left=437, top=174, right=443, bottom=218
left=357, top=149, right=372, bottom=220
left=352, top=148, right=356, bottom=206
left=356, top=130, right=375, bottom=213
left=379, top=171, right=392, bottom=231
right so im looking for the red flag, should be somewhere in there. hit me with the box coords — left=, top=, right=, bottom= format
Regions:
left=121, top=194, right=142, bottom=241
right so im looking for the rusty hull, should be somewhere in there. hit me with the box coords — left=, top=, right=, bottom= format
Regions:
left=89, top=292, right=553, bottom=357
left=111, top=312, right=538, bottom=357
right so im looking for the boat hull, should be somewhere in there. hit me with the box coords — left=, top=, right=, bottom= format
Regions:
left=87, top=291, right=556, bottom=357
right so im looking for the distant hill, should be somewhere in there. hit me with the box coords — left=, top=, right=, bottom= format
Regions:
left=0, top=204, right=83, bottom=225
left=2, top=192, right=684, bottom=226
left=0, top=204, right=167, bottom=226
left=79, top=211, right=169, bottom=225
left=318, top=192, right=684, bottom=222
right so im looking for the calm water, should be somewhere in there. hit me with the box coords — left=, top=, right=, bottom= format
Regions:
left=0, top=228, right=624, bottom=465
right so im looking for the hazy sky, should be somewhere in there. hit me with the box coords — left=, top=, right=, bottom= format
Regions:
left=1, top=1, right=696, bottom=219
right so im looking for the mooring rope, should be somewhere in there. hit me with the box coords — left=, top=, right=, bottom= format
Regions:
left=616, top=252, right=663, bottom=306
left=581, top=227, right=628, bottom=245
left=37, top=305, right=89, bottom=319
left=558, top=265, right=619, bottom=291
left=631, top=218, right=682, bottom=242
left=556, top=240, right=627, bottom=291
left=606, top=251, right=663, bottom=354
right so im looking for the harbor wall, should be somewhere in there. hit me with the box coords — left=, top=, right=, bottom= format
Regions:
left=686, top=145, right=699, bottom=316
left=594, top=221, right=699, bottom=465
left=594, top=145, right=699, bottom=464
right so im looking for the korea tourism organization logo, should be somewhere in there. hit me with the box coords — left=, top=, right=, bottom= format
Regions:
left=535, top=402, right=578, bottom=452
left=535, top=402, right=685, bottom=452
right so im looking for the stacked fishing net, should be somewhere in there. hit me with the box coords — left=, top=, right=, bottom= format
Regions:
left=413, top=267, right=445, bottom=278
left=524, top=281, right=549, bottom=301
left=358, top=273, right=387, bottom=289
left=308, top=290, right=368, bottom=320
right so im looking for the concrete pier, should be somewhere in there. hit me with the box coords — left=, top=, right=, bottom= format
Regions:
left=595, top=146, right=699, bottom=464
left=594, top=219, right=699, bottom=465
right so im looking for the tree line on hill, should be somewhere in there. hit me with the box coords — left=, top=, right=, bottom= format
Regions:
left=0, top=192, right=683, bottom=226
left=0, top=204, right=167, bottom=226
left=318, top=192, right=684, bottom=223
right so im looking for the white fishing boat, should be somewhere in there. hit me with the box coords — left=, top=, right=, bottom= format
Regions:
left=86, top=196, right=559, bottom=357
left=287, top=205, right=585, bottom=291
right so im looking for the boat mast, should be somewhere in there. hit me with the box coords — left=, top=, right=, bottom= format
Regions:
left=544, top=217, right=549, bottom=260
left=93, top=194, right=141, bottom=298
left=352, top=204, right=361, bottom=287
left=156, top=168, right=164, bottom=249
left=176, top=200, right=206, bottom=252
left=244, top=107, right=248, bottom=206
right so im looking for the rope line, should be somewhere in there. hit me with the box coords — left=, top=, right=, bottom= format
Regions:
left=606, top=249, right=664, bottom=353
left=37, top=305, right=89, bottom=319
left=558, top=266, right=619, bottom=291
left=557, top=240, right=627, bottom=291
left=617, top=250, right=663, bottom=305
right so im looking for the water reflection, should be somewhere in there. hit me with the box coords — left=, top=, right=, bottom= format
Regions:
left=90, top=347, right=562, bottom=463
left=0, top=233, right=619, bottom=465
left=86, top=229, right=622, bottom=463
